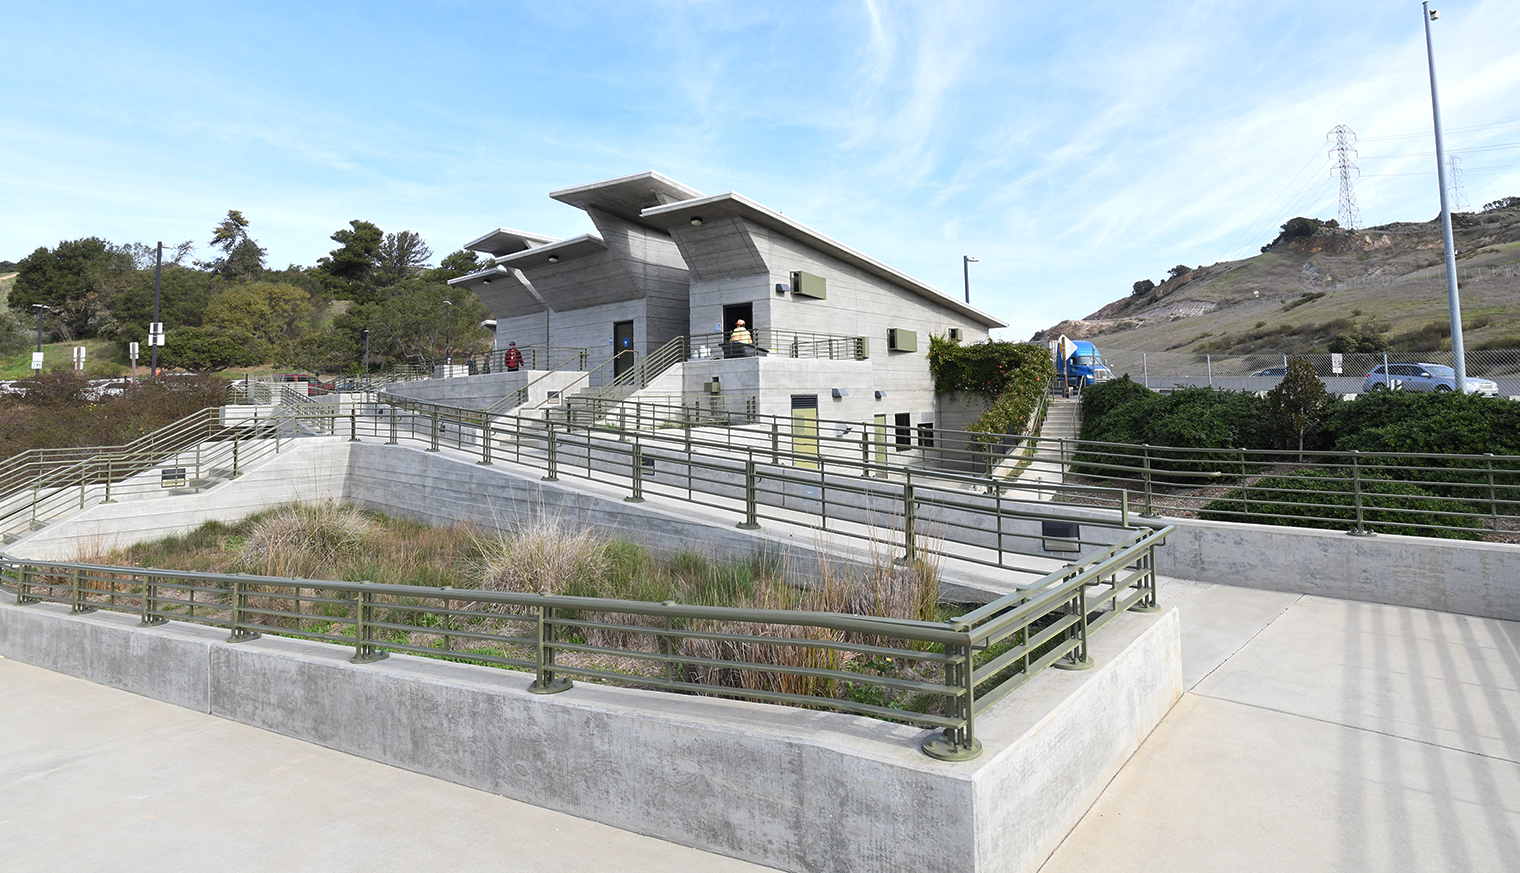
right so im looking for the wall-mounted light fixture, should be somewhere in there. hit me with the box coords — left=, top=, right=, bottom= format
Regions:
left=874, top=390, right=886, bottom=400
left=775, top=283, right=789, bottom=294
left=690, top=217, right=703, bottom=226
left=481, top=278, right=492, bottom=285
left=832, top=387, right=848, bottom=398
left=547, top=255, right=559, bottom=263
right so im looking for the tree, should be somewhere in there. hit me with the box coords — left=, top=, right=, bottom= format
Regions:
left=202, top=210, right=267, bottom=280
left=340, top=280, right=490, bottom=370
left=1482, top=196, right=1519, bottom=213
left=1327, top=330, right=1388, bottom=354
left=427, top=249, right=487, bottom=282
left=157, top=326, right=265, bottom=371
left=316, top=219, right=384, bottom=301
left=1167, top=264, right=1190, bottom=280
left=276, top=328, right=357, bottom=376
left=375, top=231, right=433, bottom=286
left=203, top=282, right=313, bottom=344
left=1267, top=356, right=1331, bottom=459
left=1131, top=279, right=1156, bottom=297
left=9, top=238, right=134, bottom=339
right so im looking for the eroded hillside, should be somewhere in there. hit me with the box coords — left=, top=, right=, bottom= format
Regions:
left=1033, top=203, right=1520, bottom=354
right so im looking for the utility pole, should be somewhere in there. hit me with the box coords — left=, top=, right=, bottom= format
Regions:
left=150, top=241, right=163, bottom=380
left=962, top=255, right=978, bottom=304
left=1423, top=3, right=1467, bottom=393
left=362, top=328, right=371, bottom=385
left=31, top=304, right=50, bottom=371
left=1327, top=125, right=1360, bottom=229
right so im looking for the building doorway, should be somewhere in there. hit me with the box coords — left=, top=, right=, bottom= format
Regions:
left=723, top=303, right=754, bottom=357
left=612, top=320, right=635, bottom=379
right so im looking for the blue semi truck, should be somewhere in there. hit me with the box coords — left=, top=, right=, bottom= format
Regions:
left=1057, top=340, right=1113, bottom=389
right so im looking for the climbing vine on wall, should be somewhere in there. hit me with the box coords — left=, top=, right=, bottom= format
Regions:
left=927, top=336, right=1054, bottom=445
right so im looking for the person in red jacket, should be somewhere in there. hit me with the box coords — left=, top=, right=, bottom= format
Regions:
left=504, top=342, right=523, bottom=371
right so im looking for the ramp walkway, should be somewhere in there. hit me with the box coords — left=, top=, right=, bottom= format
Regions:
left=5, top=578, right=1515, bottom=872
left=1039, top=581, right=1520, bottom=873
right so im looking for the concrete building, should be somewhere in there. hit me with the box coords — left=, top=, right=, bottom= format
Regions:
left=448, top=171, right=1006, bottom=443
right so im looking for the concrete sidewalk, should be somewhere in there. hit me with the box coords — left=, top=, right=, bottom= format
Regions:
left=1039, top=581, right=1520, bottom=873
left=0, top=655, right=776, bottom=873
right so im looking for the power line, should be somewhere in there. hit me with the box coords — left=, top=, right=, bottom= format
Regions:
left=1223, top=143, right=1326, bottom=256
left=1360, top=141, right=1520, bottom=159
left=1358, top=118, right=1520, bottom=141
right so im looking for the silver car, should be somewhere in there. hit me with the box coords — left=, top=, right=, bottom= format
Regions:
left=1361, top=363, right=1498, bottom=396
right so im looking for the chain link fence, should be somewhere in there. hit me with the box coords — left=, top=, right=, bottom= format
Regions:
left=1102, top=348, right=1520, bottom=395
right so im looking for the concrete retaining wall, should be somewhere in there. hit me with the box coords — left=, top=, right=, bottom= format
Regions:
left=0, top=590, right=1179, bottom=873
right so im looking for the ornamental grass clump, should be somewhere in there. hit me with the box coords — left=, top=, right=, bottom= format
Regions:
left=236, top=501, right=376, bottom=578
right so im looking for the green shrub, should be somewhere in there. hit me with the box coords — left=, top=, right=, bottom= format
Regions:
left=927, top=337, right=1053, bottom=445
left=1199, top=470, right=1483, bottom=539
left=1076, top=383, right=1271, bottom=481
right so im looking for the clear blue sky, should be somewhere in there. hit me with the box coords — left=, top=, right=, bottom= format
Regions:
left=4, top=1, right=1518, bottom=339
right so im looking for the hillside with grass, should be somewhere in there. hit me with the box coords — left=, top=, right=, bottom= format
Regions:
left=1033, top=198, right=1520, bottom=354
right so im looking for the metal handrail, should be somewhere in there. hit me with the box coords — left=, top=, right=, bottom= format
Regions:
left=0, top=521, right=1169, bottom=760
left=686, top=329, right=867, bottom=361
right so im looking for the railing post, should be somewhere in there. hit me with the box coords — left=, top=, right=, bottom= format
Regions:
left=738, top=450, right=761, bottom=530
left=351, top=583, right=388, bottom=663
left=1349, top=451, right=1375, bottom=536
left=626, top=437, right=645, bottom=503
left=861, top=427, right=871, bottom=476
left=16, top=564, right=36, bottom=605
left=528, top=595, right=573, bottom=693
left=102, top=457, right=115, bottom=503
left=660, top=602, right=682, bottom=686
left=70, top=567, right=95, bottom=614
left=543, top=423, right=559, bottom=482
left=1132, top=542, right=1161, bottom=613
left=1486, top=453, right=1497, bottom=531
left=349, top=409, right=359, bottom=442
left=901, top=470, right=917, bottom=563
left=1054, top=579, right=1095, bottom=670
left=921, top=623, right=982, bottom=761
left=227, top=577, right=262, bottom=642
left=428, top=409, right=441, bottom=452
left=139, top=575, right=166, bottom=625
left=230, top=438, right=240, bottom=479
left=1140, top=444, right=1159, bottom=518
left=194, top=441, right=201, bottom=493
left=770, top=419, right=779, bottom=465
left=478, top=416, right=494, bottom=466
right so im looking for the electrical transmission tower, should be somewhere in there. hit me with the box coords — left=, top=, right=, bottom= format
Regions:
left=1447, top=154, right=1469, bottom=212
left=1327, top=124, right=1361, bottom=229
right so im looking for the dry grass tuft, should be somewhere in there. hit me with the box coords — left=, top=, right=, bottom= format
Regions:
left=236, top=501, right=377, bottom=577
left=475, top=513, right=610, bottom=595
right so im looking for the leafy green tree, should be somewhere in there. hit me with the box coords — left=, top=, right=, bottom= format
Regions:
left=1266, top=356, right=1330, bottom=458
left=316, top=220, right=384, bottom=301
left=201, top=210, right=267, bottom=281
left=1131, top=279, right=1155, bottom=297
left=158, top=326, right=265, bottom=371
left=203, top=282, right=313, bottom=344
left=9, top=238, right=134, bottom=338
left=375, top=231, right=433, bottom=286
left=340, top=280, right=489, bottom=370
left=111, top=265, right=217, bottom=342
left=276, top=328, right=357, bottom=376
left=1167, top=265, right=1190, bottom=280
left=427, top=249, right=487, bottom=282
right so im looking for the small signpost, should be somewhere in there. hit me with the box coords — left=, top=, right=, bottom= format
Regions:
left=148, top=323, right=165, bottom=347
left=1330, top=353, right=1343, bottom=376
left=73, top=346, right=85, bottom=372
left=30, top=352, right=43, bottom=371
left=129, top=341, right=139, bottom=382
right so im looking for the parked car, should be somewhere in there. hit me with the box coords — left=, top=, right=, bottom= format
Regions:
left=274, top=373, right=334, bottom=395
left=1249, top=367, right=1287, bottom=378
left=1361, top=363, right=1498, bottom=396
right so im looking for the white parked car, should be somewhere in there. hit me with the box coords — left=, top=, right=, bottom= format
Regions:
left=1361, top=363, right=1498, bottom=396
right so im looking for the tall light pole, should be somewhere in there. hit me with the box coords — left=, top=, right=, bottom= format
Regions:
left=442, top=300, right=454, bottom=373
left=1423, top=3, right=1467, bottom=393
left=962, top=255, right=978, bottom=304
left=150, top=241, right=164, bottom=380
left=362, top=328, right=371, bottom=386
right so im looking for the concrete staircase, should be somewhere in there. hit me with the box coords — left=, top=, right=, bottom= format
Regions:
left=999, top=396, right=1082, bottom=499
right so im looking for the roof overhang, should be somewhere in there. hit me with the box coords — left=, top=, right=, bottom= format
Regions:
left=641, top=193, right=1006, bottom=328
left=463, top=228, right=559, bottom=257
left=550, top=171, right=704, bottom=228
left=447, top=265, right=513, bottom=290
left=492, top=234, right=607, bottom=269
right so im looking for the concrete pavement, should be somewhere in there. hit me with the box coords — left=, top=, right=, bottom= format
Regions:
left=1039, top=581, right=1520, bottom=873
left=0, top=655, right=777, bottom=873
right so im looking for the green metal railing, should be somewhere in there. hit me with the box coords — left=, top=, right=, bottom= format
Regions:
left=1, top=522, right=1168, bottom=760
left=1060, top=438, right=1520, bottom=539
left=686, top=329, right=869, bottom=361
